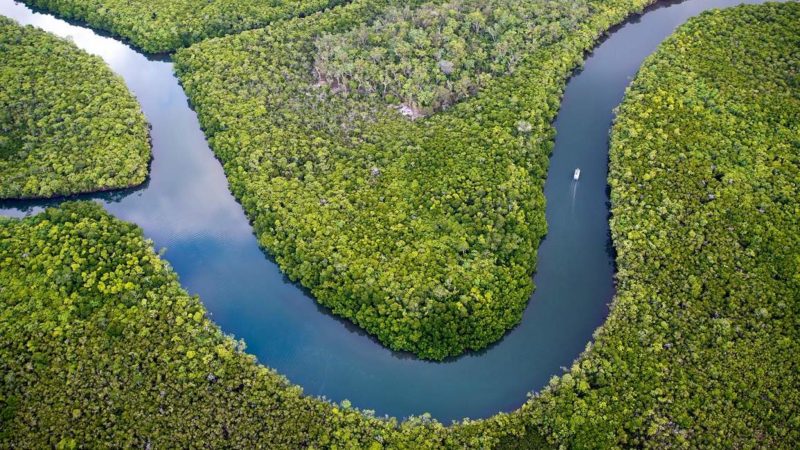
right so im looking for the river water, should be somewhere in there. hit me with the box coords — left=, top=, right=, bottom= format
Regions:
left=0, top=0, right=770, bottom=422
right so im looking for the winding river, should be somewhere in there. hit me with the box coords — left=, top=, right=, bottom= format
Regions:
left=0, top=0, right=770, bottom=422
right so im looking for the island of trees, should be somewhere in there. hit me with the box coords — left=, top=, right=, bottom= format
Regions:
left=0, top=17, right=150, bottom=199
left=0, top=0, right=798, bottom=448
left=175, top=0, right=654, bottom=360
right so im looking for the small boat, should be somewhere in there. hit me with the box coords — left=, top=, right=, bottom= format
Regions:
left=573, top=168, right=581, bottom=181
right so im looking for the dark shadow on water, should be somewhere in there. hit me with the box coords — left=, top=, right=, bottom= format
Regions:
left=250, top=239, right=431, bottom=362
left=2, top=0, right=773, bottom=421
left=0, top=177, right=150, bottom=213
left=173, top=62, right=518, bottom=363
left=3, top=0, right=704, bottom=367
left=19, top=1, right=172, bottom=61
left=0, top=122, right=156, bottom=213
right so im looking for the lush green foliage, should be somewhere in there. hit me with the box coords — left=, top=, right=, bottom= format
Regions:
left=521, top=3, right=800, bottom=447
left=314, top=0, right=592, bottom=115
left=22, top=0, right=346, bottom=53
left=175, top=0, right=652, bottom=359
left=0, top=202, right=538, bottom=448
left=4, top=2, right=797, bottom=448
left=5, top=22, right=800, bottom=438
left=0, top=17, right=149, bottom=199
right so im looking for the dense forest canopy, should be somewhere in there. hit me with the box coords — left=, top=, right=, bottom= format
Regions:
left=529, top=2, right=800, bottom=446
left=175, top=0, right=653, bottom=359
left=314, top=0, right=593, bottom=115
left=0, top=17, right=150, bottom=199
left=0, top=202, right=538, bottom=448
left=22, top=0, right=347, bottom=53
left=1, top=0, right=798, bottom=448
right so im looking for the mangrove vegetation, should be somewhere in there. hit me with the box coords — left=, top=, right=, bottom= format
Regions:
left=0, top=0, right=798, bottom=448
left=528, top=3, right=800, bottom=446
left=0, top=17, right=150, bottom=199
left=0, top=202, right=537, bottom=448
left=175, top=0, right=654, bottom=359
left=22, top=0, right=347, bottom=53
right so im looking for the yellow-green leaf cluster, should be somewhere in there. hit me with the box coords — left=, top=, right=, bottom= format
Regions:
left=526, top=3, right=800, bottom=447
left=174, top=0, right=653, bottom=359
left=22, top=0, right=348, bottom=53
left=0, top=17, right=150, bottom=199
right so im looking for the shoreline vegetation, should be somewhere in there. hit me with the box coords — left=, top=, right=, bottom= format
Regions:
left=0, top=16, right=150, bottom=200
left=21, top=0, right=349, bottom=53
left=596, top=3, right=799, bottom=445
left=174, top=0, right=655, bottom=360
left=0, top=1, right=797, bottom=448
left=0, top=202, right=538, bottom=448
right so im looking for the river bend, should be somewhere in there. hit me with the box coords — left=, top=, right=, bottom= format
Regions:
left=0, top=0, right=769, bottom=422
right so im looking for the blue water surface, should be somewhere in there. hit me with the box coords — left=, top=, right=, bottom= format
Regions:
left=0, top=0, right=770, bottom=422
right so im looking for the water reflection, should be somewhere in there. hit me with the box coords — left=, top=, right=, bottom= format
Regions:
left=0, top=0, right=770, bottom=422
